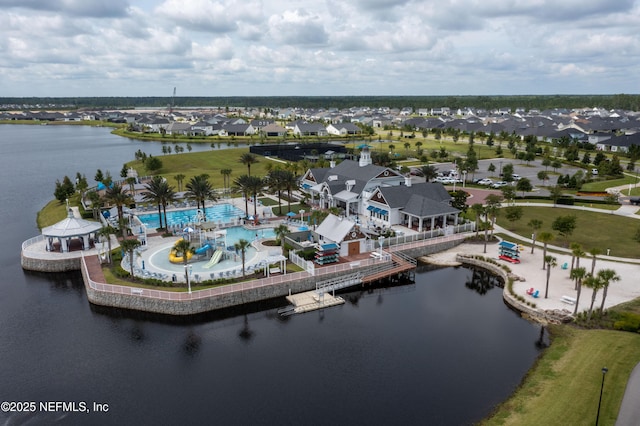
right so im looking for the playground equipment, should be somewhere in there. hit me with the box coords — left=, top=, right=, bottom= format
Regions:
left=498, top=240, right=520, bottom=264
left=203, top=250, right=224, bottom=269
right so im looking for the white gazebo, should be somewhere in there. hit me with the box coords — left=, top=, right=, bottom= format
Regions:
left=42, top=209, right=103, bottom=253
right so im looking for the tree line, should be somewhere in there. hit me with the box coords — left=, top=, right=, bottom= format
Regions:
left=3, top=94, right=640, bottom=111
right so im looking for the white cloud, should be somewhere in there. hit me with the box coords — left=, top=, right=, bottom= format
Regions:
left=0, top=0, right=639, bottom=96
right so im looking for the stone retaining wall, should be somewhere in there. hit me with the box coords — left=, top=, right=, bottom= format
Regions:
left=81, top=237, right=465, bottom=316
left=21, top=253, right=81, bottom=272
left=455, top=254, right=564, bottom=324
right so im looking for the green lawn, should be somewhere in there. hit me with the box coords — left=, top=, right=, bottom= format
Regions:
left=498, top=207, right=640, bottom=257
left=127, top=148, right=277, bottom=189
left=482, top=326, right=640, bottom=426
left=581, top=176, right=637, bottom=192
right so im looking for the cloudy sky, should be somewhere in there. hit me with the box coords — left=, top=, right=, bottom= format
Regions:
left=1, top=0, right=639, bottom=97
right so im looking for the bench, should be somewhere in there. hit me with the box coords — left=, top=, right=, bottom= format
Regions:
left=561, top=295, right=577, bottom=305
left=131, top=288, right=143, bottom=295
left=370, top=252, right=382, bottom=259
left=269, top=267, right=281, bottom=274
left=350, top=261, right=361, bottom=269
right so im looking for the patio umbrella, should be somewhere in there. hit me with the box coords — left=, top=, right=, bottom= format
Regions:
left=286, top=211, right=296, bottom=217
left=183, top=227, right=195, bottom=233
left=247, top=216, right=255, bottom=221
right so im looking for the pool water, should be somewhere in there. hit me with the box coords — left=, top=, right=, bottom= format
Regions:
left=138, top=204, right=245, bottom=229
left=145, top=226, right=277, bottom=276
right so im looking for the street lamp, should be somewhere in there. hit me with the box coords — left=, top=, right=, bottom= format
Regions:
left=462, top=170, right=467, bottom=188
left=595, top=367, right=608, bottom=425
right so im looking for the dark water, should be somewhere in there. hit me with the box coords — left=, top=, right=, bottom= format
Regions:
left=0, top=125, right=542, bottom=425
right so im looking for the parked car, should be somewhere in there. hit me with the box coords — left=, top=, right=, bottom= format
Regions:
left=491, top=181, right=508, bottom=188
left=477, top=178, right=493, bottom=186
left=630, top=198, right=640, bottom=205
left=512, top=174, right=521, bottom=181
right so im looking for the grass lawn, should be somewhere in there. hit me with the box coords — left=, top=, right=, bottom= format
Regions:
left=581, top=176, right=637, bottom=192
left=126, top=147, right=278, bottom=189
left=37, top=194, right=83, bottom=228
left=498, top=207, right=640, bottom=257
left=482, top=326, right=640, bottom=425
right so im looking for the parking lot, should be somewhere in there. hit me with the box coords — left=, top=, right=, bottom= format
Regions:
left=431, top=158, right=589, bottom=195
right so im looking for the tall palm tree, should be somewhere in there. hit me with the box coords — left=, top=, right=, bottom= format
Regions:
left=96, top=225, right=116, bottom=264
left=245, top=176, right=264, bottom=218
left=142, top=176, right=176, bottom=231
left=220, top=169, right=232, bottom=196
left=186, top=174, right=216, bottom=215
left=103, top=182, right=133, bottom=234
left=544, top=255, right=557, bottom=298
left=234, top=174, right=252, bottom=218
left=120, top=237, right=142, bottom=278
left=234, top=239, right=251, bottom=277
left=281, top=170, right=296, bottom=213
left=537, top=232, right=554, bottom=270
left=583, top=274, right=605, bottom=320
left=569, top=242, right=584, bottom=273
left=267, top=168, right=287, bottom=215
left=471, top=203, right=484, bottom=238
left=589, top=247, right=602, bottom=275
left=421, top=165, right=438, bottom=182
left=239, top=152, right=259, bottom=176
left=174, top=173, right=186, bottom=192
left=598, top=268, right=621, bottom=313
left=527, top=219, right=543, bottom=254
left=570, top=267, right=587, bottom=315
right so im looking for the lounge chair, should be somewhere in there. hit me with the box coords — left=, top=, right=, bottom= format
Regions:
left=526, top=288, right=534, bottom=295
left=532, top=290, right=540, bottom=298
left=561, top=262, right=568, bottom=270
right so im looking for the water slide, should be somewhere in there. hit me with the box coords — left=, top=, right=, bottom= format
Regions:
left=195, top=244, right=212, bottom=255
left=203, top=250, right=224, bottom=269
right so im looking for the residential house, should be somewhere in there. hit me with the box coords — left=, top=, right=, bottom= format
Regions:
left=326, top=122, right=361, bottom=136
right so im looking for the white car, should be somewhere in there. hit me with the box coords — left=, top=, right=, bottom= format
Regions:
left=491, top=181, right=508, bottom=188
left=477, top=178, right=493, bottom=186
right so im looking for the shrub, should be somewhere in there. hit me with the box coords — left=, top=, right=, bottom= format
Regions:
left=612, top=312, right=640, bottom=332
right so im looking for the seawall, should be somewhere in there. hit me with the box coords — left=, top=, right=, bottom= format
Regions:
left=80, top=237, right=466, bottom=316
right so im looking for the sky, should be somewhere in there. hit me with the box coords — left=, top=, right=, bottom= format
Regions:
left=0, top=0, right=639, bottom=97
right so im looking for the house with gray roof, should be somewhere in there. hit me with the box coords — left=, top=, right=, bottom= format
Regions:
left=596, top=133, right=640, bottom=153
left=300, top=145, right=460, bottom=231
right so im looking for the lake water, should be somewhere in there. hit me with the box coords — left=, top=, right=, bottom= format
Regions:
left=0, top=125, right=542, bottom=425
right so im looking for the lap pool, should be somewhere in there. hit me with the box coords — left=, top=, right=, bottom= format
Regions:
left=137, top=204, right=245, bottom=229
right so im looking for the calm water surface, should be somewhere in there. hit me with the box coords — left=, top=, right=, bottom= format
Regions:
left=0, top=125, right=543, bottom=425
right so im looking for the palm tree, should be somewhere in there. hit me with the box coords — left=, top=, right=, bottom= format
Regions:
left=281, top=170, right=297, bottom=213
left=86, top=190, right=102, bottom=220
left=569, top=242, right=583, bottom=273
left=570, top=267, right=587, bottom=315
left=273, top=224, right=289, bottom=248
left=267, top=169, right=287, bottom=215
left=589, top=247, right=602, bottom=275
left=142, top=176, right=176, bottom=231
left=220, top=169, right=232, bottom=196
left=239, top=152, right=259, bottom=176
left=528, top=219, right=543, bottom=254
left=537, top=232, right=554, bottom=270
left=174, top=173, right=186, bottom=192
left=186, top=174, right=216, bottom=215
left=96, top=225, right=116, bottom=264
left=120, top=237, right=142, bottom=278
left=234, top=239, right=251, bottom=277
left=103, top=182, right=133, bottom=234
left=583, top=274, right=605, bottom=320
left=471, top=203, right=484, bottom=238
left=234, top=174, right=252, bottom=218
left=597, top=268, right=621, bottom=313
left=245, top=176, right=264, bottom=218
left=421, top=165, right=438, bottom=182
left=544, top=255, right=557, bottom=298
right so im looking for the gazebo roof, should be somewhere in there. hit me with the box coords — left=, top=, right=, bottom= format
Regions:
left=42, top=215, right=102, bottom=238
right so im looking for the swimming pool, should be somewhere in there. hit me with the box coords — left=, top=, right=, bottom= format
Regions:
left=137, top=204, right=245, bottom=229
